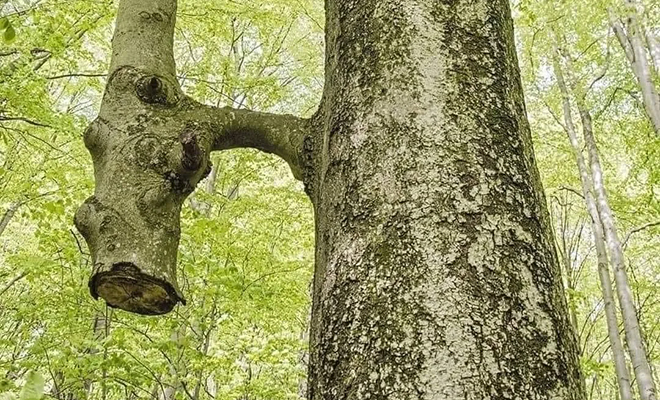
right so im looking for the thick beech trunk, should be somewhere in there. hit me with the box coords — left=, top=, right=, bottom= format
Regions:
left=75, top=0, right=585, bottom=398
left=552, top=52, right=633, bottom=400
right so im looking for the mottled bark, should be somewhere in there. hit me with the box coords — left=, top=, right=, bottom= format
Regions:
left=75, top=0, right=585, bottom=398
left=305, top=1, right=584, bottom=398
left=74, top=0, right=308, bottom=315
left=552, top=52, right=633, bottom=400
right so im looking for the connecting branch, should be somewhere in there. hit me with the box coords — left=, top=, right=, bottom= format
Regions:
left=187, top=104, right=310, bottom=180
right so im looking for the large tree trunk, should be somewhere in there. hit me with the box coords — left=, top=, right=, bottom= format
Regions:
left=74, top=0, right=585, bottom=398
left=552, top=51, right=633, bottom=400
left=306, top=1, right=584, bottom=398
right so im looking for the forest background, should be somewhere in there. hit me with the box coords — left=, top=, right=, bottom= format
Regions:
left=0, top=0, right=658, bottom=399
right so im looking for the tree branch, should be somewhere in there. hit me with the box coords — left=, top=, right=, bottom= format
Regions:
left=622, top=221, right=660, bottom=249
left=46, top=72, right=107, bottom=80
left=0, top=272, right=28, bottom=297
left=0, top=202, right=19, bottom=237
left=188, top=103, right=310, bottom=181
left=0, top=116, right=52, bottom=128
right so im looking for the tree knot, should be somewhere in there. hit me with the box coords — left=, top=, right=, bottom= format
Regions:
left=136, top=75, right=178, bottom=106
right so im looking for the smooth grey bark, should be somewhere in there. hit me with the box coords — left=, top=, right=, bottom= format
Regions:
left=556, top=42, right=657, bottom=400
left=75, top=0, right=585, bottom=398
left=574, top=79, right=657, bottom=400
left=610, top=6, right=660, bottom=136
left=648, top=32, right=660, bottom=73
left=552, top=52, right=633, bottom=400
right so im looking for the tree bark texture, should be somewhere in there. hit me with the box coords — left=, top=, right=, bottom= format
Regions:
left=307, top=1, right=584, bottom=398
left=74, top=0, right=586, bottom=398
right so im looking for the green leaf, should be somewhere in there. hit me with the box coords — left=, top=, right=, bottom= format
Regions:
left=0, top=18, right=9, bottom=30
left=18, top=371, right=43, bottom=400
left=3, top=25, right=15, bottom=43
left=0, top=393, right=17, bottom=400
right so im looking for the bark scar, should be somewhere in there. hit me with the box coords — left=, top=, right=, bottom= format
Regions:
left=179, top=128, right=203, bottom=172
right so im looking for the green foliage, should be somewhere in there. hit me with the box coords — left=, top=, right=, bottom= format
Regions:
left=0, top=371, right=44, bottom=400
left=0, top=19, right=15, bottom=44
left=18, top=371, right=44, bottom=400
left=0, top=0, right=657, bottom=399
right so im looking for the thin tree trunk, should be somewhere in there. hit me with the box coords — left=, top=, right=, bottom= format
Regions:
left=86, top=312, right=110, bottom=400
left=553, top=200, right=582, bottom=333
left=0, top=202, right=19, bottom=237
left=647, top=32, right=660, bottom=74
left=556, top=36, right=657, bottom=399
left=163, top=327, right=183, bottom=400
left=575, top=81, right=657, bottom=400
left=624, top=0, right=660, bottom=73
left=552, top=52, right=633, bottom=400
left=611, top=7, right=660, bottom=135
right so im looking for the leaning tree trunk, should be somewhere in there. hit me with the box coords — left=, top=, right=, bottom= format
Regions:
left=611, top=4, right=660, bottom=136
left=74, top=0, right=585, bottom=398
left=572, top=79, right=657, bottom=400
left=552, top=51, right=633, bottom=400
